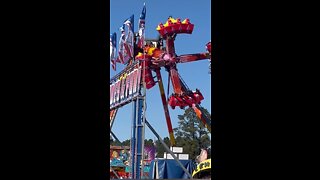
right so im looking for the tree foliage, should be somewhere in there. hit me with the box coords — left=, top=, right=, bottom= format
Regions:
left=111, top=138, right=155, bottom=148
left=154, top=137, right=170, bottom=158
left=110, top=107, right=211, bottom=160
left=173, top=107, right=211, bottom=160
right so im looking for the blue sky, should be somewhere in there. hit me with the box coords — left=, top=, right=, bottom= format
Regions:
left=110, top=0, right=211, bottom=142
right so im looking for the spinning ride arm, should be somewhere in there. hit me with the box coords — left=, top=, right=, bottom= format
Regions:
left=170, top=67, right=184, bottom=95
left=177, top=53, right=210, bottom=63
left=192, top=104, right=211, bottom=132
left=174, top=72, right=212, bottom=132
left=155, top=17, right=212, bottom=133
left=155, top=68, right=176, bottom=146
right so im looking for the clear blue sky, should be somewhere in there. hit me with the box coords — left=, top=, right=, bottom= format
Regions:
left=110, top=0, right=211, bottom=142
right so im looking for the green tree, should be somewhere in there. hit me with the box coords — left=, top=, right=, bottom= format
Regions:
left=110, top=138, right=155, bottom=148
left=122, top=139, right=130, bottom=146
left=155, top=137, right=170, bottom=158
left=110, top=137, right=122, bottom=146
left=144, top=139, right=154, bottom=147
left=173, top=107, right=211, bottom=160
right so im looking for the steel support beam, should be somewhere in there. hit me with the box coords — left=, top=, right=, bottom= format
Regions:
left=110, top=167, right=120, bottom=179
left=145, top=119, right=193, bottom=179
left=110, top=130, right=121, bottom=144
left=130, top=100, right=137, bottom=178
left=130, top=97, right=145, bottom=179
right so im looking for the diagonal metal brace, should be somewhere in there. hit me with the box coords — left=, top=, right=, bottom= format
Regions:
left=145, top=119, right=193, bottom=179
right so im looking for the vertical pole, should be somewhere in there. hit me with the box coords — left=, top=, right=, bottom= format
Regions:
left=140, top=71, right=146, bottom=178
left=130, top=14, right=137, bottom=177
left=134, top=97, right=144, bottom=179
left=130, top=100, right=137, bottom=178
left=134, top=96, right=139, bottom=177
left=140, top=4, right=147, bottom=178
left=132, top=71, right=145, bottom=179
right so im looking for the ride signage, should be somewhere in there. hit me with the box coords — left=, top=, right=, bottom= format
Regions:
left=192, top=159, right=211, bottom=177
left=110, top=64, right=142, bottom=110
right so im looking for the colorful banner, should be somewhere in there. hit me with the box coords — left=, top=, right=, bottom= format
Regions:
left=118, top=25, right=126, bottom=64
left=110, top=32, right=117, bottom=71
left=123, top=15, right=134, bottom=62
left=137, top=3, right=146, bottom=49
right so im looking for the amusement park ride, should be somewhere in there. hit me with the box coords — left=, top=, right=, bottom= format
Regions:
left=110, top=3, right=211, bottom=179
